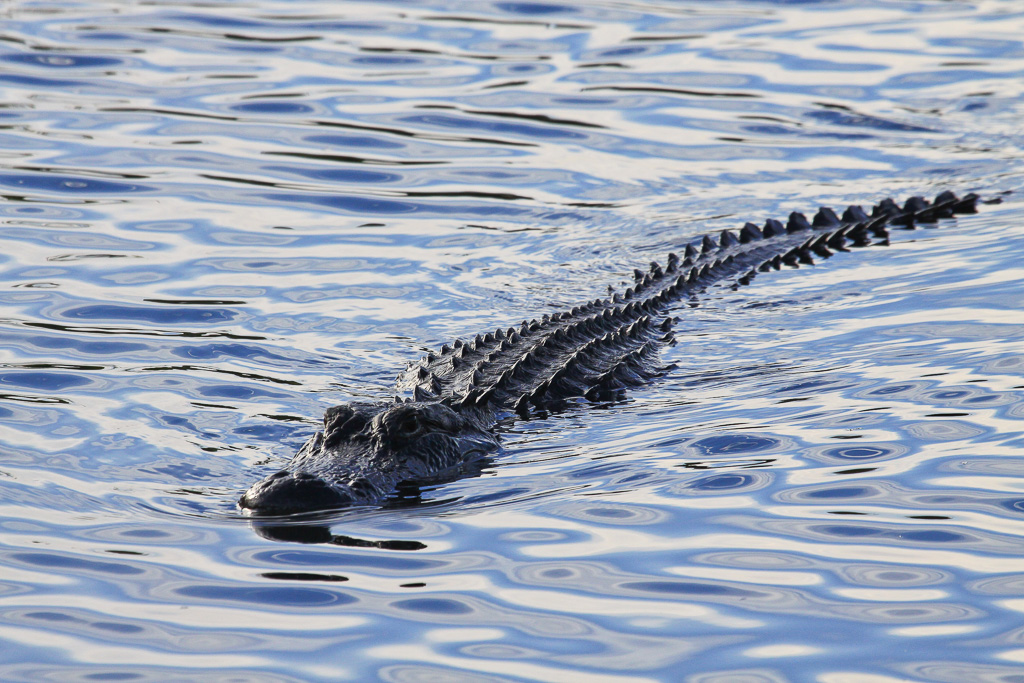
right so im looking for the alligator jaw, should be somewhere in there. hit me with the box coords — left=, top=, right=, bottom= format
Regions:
left=239, top=468, right=354, bottom=516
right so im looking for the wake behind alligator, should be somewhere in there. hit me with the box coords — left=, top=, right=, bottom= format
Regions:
left=240, top=191, right=984, bottom=515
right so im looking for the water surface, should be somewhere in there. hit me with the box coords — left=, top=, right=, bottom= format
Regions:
left=2, top=0, right=1024, bottom=680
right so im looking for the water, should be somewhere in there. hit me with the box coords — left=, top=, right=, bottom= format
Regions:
left=2, top=0, right=1024, bottom=680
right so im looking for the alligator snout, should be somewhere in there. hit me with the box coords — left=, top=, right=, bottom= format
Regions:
left=239, top=469, right=352, bottom=515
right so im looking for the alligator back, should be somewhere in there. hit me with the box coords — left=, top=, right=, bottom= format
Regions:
left=398, top=191, right=980, bottom=417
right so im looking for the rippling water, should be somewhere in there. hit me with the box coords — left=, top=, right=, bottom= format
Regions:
left=2, top=0, right=1024, bottom=680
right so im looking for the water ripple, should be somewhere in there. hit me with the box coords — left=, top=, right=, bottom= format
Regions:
left=1, top=0, right=1023, bottom=680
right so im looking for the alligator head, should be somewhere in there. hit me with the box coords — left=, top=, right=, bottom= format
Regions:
left=239, top=400, right=499, bottom=515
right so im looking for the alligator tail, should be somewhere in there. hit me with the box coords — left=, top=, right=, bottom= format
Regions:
left=663, top=190, right=981, bottom=295
left=404, top=191, right=982, bottom=416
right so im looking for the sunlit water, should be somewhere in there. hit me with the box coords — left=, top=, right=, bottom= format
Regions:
left=2, top=0, right=1024, bottom=680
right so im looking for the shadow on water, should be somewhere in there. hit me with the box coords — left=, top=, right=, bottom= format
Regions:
left=250, top=521, right=428, bottom=549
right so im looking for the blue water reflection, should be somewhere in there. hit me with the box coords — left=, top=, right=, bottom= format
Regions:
left=1, top=0, right=1024, bottom=680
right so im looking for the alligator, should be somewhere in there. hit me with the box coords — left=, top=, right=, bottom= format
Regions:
left=240, top=190, right=984, bottom=515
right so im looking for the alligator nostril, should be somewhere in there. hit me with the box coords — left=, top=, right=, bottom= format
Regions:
left=295, top=472, right=316, bottom=480
left=270, top=470, right=288, bottom=480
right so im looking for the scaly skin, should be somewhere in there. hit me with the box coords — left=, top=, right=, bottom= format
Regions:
left=240, top=191, right=982, bottom=515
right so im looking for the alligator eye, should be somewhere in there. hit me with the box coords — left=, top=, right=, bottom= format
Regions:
left=396, top=414, right=421, bottom=437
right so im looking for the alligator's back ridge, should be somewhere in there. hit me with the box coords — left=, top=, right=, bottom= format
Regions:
left=242, top=190, right=983, bottom=515
left=397, top=190, right=980, bottom=417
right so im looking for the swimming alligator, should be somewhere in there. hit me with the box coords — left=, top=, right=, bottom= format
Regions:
left=240, top=191, right=984, bottom=515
